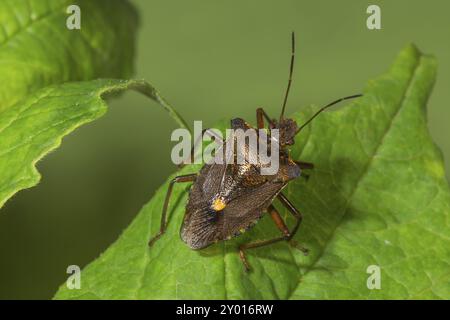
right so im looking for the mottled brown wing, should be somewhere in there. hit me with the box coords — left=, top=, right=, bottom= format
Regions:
left=180, top=162, right=285, bottom=249
left=219, top=179, right=285, bottom=237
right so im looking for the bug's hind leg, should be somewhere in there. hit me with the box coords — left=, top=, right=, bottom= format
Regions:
left=148, top=174, right=197, bottom=247
left=277, top=193, right=309, bottom=254
left=238, top=210, right=287, bottom=272
left=238, top=197, right=307, bottom=272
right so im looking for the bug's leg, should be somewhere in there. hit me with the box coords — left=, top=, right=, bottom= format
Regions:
left=178, top=129, right=224, bottom=168
left=301, top=173, right=310, bottom=181
left=238, top=203, right=306, bottom=272
left=239, top=230, right=286, bottom=271
left=277, top=193, right=309, bottom=254
left=294, top=161, right=314, bottom=180
left=256, top=108, right=275, bottom=129
left=148, top=173, right=197, bottom=247
left=294, top=160, right=314, bottom=170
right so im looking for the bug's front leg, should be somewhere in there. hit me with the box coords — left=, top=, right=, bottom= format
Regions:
left=256, top=107, right=275, bottom=129
left=148, top=173, right=197, bottom=247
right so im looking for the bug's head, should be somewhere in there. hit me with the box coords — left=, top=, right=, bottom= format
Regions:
left=274, top=117, right=298, bottom=146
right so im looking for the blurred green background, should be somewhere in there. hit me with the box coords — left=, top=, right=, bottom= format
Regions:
left=0, top=0, right=449, bottom=299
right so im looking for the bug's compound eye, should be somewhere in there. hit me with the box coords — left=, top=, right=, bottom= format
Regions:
left=211, top=197, right=226, bottom=212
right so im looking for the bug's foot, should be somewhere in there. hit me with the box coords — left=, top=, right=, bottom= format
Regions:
left=295, top=161, right=315, bottom=170
left=239, top=248, right=251, bottom=272
left=289, top=240, right=309, bottom=256
left=301, top=173, right=310, bottom=181
left=177, top=161, right=189, bottom=169
left=148, top=231, right=164, bottom=247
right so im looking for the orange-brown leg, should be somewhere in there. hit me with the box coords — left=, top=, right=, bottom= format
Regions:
left=148, top=174, right=197, bottom=247
left=294, top=161, right=314, bottom=170
left=238, top=198, right=308, bottom=272
left=256, top=107, right=275, bottom=129
left=277, top=193, right=308, bottom=252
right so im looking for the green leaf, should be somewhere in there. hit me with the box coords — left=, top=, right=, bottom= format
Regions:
left=0, top=79, right=187, bottom=209
left=0, top=0, right=144, bottom=208
left=54, top=45, right=450, bottom=300
left=0, top=0, right=138, bottom=112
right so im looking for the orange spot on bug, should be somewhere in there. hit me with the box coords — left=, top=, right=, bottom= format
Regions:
left=211, top=198, right=226, bottom=211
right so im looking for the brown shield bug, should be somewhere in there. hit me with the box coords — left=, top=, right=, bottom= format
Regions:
left=148, top=32, right=362, bottom=271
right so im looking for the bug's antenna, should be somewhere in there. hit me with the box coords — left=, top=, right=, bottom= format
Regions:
left=279, top=31, right=295, bottom=122
left=295, top=94, right=363, bottom=134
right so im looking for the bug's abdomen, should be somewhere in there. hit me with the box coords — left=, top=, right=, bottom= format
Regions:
left=180, top=182, right=283, bottom=249
left=180, top=204, right=267, bottom=250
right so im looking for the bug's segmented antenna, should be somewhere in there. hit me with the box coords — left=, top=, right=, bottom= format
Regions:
left=295, top=93, right=363, bottom=134
left=279, top=31, right=296, bottom=122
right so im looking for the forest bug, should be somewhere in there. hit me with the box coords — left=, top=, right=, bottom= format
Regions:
left=148, top=32, right=362, bottom=271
